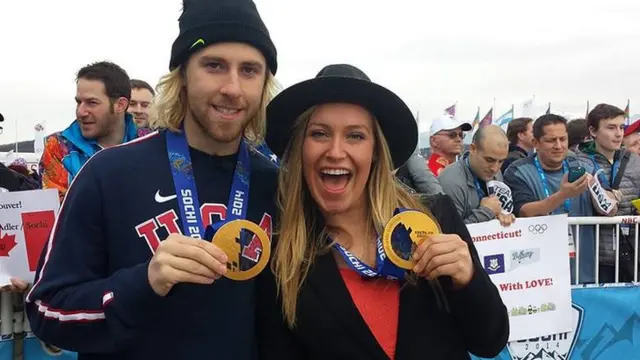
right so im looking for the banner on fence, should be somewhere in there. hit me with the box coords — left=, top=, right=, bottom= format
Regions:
left=471, top=284, right=640, bottom=360
left=0, top=189, right=59, bottom=286
left=467, top=214, right=573, bottom=341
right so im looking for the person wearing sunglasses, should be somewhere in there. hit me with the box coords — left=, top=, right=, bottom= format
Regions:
left=427, top=114, right=472, bottom=176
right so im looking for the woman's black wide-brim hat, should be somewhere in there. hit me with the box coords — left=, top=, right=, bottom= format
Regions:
left=266, top=64, right=418, bottom=169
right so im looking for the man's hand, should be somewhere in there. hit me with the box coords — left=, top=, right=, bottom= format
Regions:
left=480, top=195, right=502, bottom=216
left=559, top=173, right=589, bottom=199
left=0, top=278, right=29, bottom=292
left=497, top=213, right=516, bottom=227
left=148, top=234, right=228, bottom=296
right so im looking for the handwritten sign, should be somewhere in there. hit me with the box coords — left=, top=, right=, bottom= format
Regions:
left=467, top=214, right=573, bottom=341
left=0, top=189, right=60, bottom=285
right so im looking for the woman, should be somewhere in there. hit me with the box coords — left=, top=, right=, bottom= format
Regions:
left=258, top=64, right=509, bottom=359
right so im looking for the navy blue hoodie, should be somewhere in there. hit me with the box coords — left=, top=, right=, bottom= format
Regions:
left=25, top=130, right=278, bottom=359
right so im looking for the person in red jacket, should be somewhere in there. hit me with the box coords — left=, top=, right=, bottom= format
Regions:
left=427, top=114, right=471, bottom=176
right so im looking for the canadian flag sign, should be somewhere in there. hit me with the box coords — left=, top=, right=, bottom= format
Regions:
left=0, top=189, right=60, bottom=286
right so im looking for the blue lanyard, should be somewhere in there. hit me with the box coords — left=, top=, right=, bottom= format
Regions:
left=533, top=156, right=571, bottom=214
left=166, top=129, right=251, bottom=239
left=589, top=155, right=619, bottom=189
left=333, top=208, right=408, bottom=280
left=465, top=158, right=486, bottom=199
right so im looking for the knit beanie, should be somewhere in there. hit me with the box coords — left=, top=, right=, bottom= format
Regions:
left=169, top=0, right=278, bottom=75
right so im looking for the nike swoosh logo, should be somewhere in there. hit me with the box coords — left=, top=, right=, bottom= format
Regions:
left=155, top=190, right=177, bottom=203
left=190, top=38, right=205, bottom=49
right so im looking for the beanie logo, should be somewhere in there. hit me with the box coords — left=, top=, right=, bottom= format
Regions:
left=190, top=38, right=205, bottom=50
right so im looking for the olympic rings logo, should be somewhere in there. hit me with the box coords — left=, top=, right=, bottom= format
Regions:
left=528, top=224, right=548, bottom=234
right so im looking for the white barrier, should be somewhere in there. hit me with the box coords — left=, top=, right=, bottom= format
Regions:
left=569, top=216, right=639, bottom=284
left=0, top=216, right=635, bottom=359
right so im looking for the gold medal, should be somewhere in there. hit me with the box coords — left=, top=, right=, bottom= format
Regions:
left=382, top=211, right=440, bottom=270
left=212, top=220, right=271, bottom=281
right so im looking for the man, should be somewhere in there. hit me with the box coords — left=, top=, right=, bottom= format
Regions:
left=502, top=117, right=533, bottom=172
left=40, top=61, right=140, bottom=201
left=577, top=104, right=640, bottom=282
left=427, top=114, right=472, bottom=176
left=25, top=0, right=279, bottom=358
left=129, top=79, right=155, bottom=129
left=623, top=115, right=640, bottom=155
left=567, top=118, right=590, bottom=152
left=504, top=114, right=616, bottom=284
left=440, top=125, right=513, bottom=226
left=395, top=147, right=444, bottom=195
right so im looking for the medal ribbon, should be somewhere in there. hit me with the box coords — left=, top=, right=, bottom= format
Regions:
left=465, top=157, right=486, bottom=199
left=533, top=155, right=570, bottom=214
left=333, top=208, right=411, bottom=280
left=166, top=128, right=251, bottom=241
left=589, top=154, right=619, bottom=189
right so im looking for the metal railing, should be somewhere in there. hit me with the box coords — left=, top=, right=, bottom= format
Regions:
left=569, top=215, right=640, bottom=285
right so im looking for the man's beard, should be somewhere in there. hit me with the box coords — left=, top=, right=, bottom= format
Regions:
left=189, top=103, right=253, bottom=144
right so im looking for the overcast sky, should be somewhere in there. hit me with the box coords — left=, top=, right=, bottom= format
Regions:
left=1, top=0, right=639, bottom=144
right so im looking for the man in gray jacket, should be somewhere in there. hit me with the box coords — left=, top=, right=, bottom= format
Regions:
left=439, top=125, right=514, bottom=227
left=395, top=148, right=444, bottom=195
left=578, top=103, right=640, bottom=283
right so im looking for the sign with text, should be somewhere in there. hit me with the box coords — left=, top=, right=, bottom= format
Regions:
left=0, top=189, right=59, bottom=286
left=470, top=284, right=640, bottom=360
left=467, top=214, right=573, bottom=341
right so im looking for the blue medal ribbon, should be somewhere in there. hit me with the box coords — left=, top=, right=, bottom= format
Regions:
left=465, top=157, right=486, bottom=199
left=589, top=154, right=619, bottom=189
left=333, top=208, right=411, bottom=281
left=166, top=129, right=251, bottom=241
left=533, top=155, right=570, bottom=214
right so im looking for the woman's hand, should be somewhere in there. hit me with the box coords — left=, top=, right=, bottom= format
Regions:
left=412, top=234, right=474, bottom=289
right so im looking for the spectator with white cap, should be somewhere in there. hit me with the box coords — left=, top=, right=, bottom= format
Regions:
left=623, top=114, right=640, bottom=155
left=426, top=114, right=472, bottom=176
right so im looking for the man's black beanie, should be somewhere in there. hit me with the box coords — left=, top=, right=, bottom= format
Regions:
left=169, top=0, right=278, bottom=75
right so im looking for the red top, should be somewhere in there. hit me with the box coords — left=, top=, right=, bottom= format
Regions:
left=427, top=153, right=450, bottom=176
left=340, top=268, right=400, bottom=359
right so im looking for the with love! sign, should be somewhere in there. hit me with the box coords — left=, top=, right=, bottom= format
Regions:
left=0, top=189, right=60, bottom=286
left=467, top=214, right=573, bottom=342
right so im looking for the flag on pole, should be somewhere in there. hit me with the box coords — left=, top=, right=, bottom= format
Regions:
left=480, top=108, right=493, bottom=127
left=586, top=100, right=590, bottom=118
left=624, top=99, right=630, bottom=125
left=471, top=107, right=480, bottom=129
left=496, top=106, right=514, bottom=126
left=444, top=103, right=456, bottom=117
left=521, top=96, right=534, bottom=118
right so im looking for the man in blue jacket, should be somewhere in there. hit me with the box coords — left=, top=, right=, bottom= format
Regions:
left=40, top=61, right=141, bottom=201
left=25, top=0, right=280, bottom=358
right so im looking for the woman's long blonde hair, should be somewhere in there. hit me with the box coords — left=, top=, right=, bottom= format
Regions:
left=148, top=66, right=280, bottom=143
left=273, top=106, right=440, bottom=328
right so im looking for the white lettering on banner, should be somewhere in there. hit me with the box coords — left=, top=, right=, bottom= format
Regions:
left=377, top=239, right=386, bottom=261
left=179, top=189, right=200, bottom=237
left=231, top=190, right=244, bottom=216
left=466, top=215, right=573, bottom=341
left=588, top=170, right=615, bottom=214
left=487, top=180, right=514, bottom=214
left=507, top=305, right=583, bottom=360
left=344, top=249, right=376, bottom=277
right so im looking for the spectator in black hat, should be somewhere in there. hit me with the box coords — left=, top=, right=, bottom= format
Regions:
left=258, top=64, right=508, bottom=360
